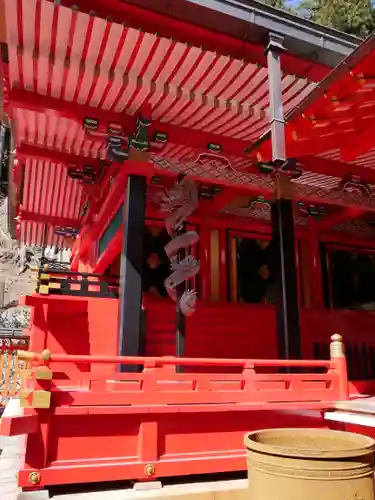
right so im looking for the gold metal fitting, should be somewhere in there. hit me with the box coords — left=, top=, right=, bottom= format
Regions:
left=330, top=334, right=344, bottom=358
left=41, top=349, right=52, bottom=361
left=17, top=350, right=35, bottom=361
left=144, top=464, right=155, bottom=476
left=35, top=366, right=53, bottom=380
left=28, top=471, right=41, bottom=485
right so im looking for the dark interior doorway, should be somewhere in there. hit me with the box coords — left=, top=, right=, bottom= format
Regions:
left=236, top=238, right=277, bottom=304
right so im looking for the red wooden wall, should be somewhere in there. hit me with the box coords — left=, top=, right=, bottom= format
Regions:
left=26, top=294, right=375, bottom=369
left=25, top=295, right=119, bottom=377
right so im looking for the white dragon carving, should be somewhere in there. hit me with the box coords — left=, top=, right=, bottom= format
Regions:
left=160, top=177, right=200, bottom=316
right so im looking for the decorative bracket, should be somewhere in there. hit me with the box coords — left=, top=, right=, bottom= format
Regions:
left=68, top=165, right=97, bottom=184
left=339, top=176, right=372, bottom=198
left=54, top=226, right=79, bottom=238
left=297, top=201, right=325, bottom=218
left=257, top=158, right=302, bottom=179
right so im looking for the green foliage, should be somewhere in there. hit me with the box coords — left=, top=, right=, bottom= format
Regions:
left=300, top=0, right=375, bottom=37
left=262, top=0, right=287, bottom=8
left=259, top=0, right=375, bottom=38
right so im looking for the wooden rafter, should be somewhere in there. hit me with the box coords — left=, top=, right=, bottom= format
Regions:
left=9, top=89, right=256, bottom=162
left=314, top=207, right=365, bottom=233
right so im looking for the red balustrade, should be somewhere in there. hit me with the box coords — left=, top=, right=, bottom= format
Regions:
left=0, top=334, right=348, bottom=491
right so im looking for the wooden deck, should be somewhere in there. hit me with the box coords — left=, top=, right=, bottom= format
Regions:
left=324, top=396, right=375, bottom=429
left=336, top=396, right=375, bottom=413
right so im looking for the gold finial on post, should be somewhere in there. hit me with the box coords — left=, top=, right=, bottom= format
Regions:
left=41, top=349, right=51, bottom=361
left=330, top=334, right=344, bottom=358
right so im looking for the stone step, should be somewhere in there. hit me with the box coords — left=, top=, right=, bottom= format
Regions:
left=51, top=479, right=248, bottom=500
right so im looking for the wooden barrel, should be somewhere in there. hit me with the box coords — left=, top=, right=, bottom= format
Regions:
left=244, top=428, right=375, bottom=500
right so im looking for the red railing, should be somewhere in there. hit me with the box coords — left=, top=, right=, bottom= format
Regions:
left=16, top=333, right=349, bottom=409
left=0, top=334, right=348, bottom=490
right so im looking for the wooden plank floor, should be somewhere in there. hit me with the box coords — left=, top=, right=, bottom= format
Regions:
left=336, top=396, right=375, bottom=414
left=0, top=434, right=22, bottom=500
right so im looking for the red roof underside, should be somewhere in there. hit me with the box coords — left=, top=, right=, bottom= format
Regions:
left=3, top=0, right=375, bottom=248
left=254, top=33, right=375, bottom=173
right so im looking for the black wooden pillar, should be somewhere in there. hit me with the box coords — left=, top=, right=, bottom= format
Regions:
left=175, top=228, right=186, bottom=362
left=118, top=174, right=146, bottom=372
left=0, top=125, right=10, bottom=195
left=175, top=174, right=187, bottom=371
left=267, top=33, right=301, bottom=359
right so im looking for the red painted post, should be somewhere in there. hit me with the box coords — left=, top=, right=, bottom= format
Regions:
left=307, top=220, right=324, bottom=308
left=218, top=229, right=228, bottom=302
left=330, top=334, right=349, bottom=401
left=20, top=356, right=53, bottom=489
left=199, top=226, right=211, bottom=301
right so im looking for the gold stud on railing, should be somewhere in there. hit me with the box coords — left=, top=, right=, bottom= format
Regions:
left=145, top=464, right=155, bottom=476
left=330, top=334, right=344, bottom=358
left=28, top=472, right=41, bottom=485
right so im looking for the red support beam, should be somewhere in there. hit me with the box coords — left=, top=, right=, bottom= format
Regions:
left=197, top=188, right=239, bottom=217
left=19, top=209, right=81, bottom=228
left=17, top=143, right=101, bottom=167
left=315, top=207, right=365, bottom=233
left=308, top=102, right=375, bottom=124
left=12, top=98, right=375, bottom=202
left=321, top=232, right=375, bottom=250
left=71, top=166, right=131, bottom=269
left=122, top=158, right=375, bottom=212
left=340, top=124, right=375, bottom=162
left=298, top=156, right=375, bottom=186
left=255, top=132, right=348, bottom=163
left=257, top=112, right=375, bottom=163
left=288, top=114, right=375, bottom=156
left=9, top=89, right=255, bottom=161
left=44, top=0, right=329, bottom=81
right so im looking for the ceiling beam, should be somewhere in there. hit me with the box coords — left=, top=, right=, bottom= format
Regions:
left=197, top=188, right=239, bottom=217
left=314, top=206, right=365, bottom=233
left=340, top=125, right=375, bottom=162
left=306, top=102, right=375, bottom=124
left=43, top=0, right=337, bottom=80
left=15, top=46, right=262, bottom=127
left=17, top=143, right=102, bottom=167
left=125, top=157, right=375, bottom=212
left=287, top=113, right=375, bottom=156
left=18, top=209, right=81, bottom=228
left=13, top=92, right=375, bottom=187
left=256, top=132, right=347, bottom=161
left=299, top=156, right=375, bottom=185
left=9, top=88, right=255, bottom=161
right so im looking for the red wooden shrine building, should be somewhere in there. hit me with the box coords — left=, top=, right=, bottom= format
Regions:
left=3, top=0, right=375, bottom=494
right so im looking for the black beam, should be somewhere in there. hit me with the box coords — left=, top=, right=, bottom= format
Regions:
left=271, top=177, right=301, bottom=359
left=118, top=174, right=146, bottom=372
left=267, top=33, right=301, bottom=359
left=175, top=227, right=186, bottom=369
left=0, top=125, right=10, bottom=196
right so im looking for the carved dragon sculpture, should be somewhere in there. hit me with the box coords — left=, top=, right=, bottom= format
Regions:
left=160, top=176, right=200, bottom=316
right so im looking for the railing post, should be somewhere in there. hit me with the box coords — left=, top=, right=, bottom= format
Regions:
left=243, top=361, right=258, bottom=402
left=330, top=334, right=349, bottom=401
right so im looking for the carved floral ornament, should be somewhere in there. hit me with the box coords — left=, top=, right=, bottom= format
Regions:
left=151, top=155, right=375, bottom=208
left=80, top=114, right=375, bottom=209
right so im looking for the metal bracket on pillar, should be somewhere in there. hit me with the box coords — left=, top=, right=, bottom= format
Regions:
left=266, top=32, right=286, bottom=164
left=175, top=223, right=186, bottom=373
left=266, top=32, right=301, bottom=360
